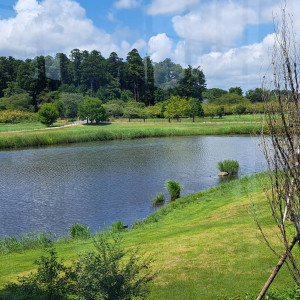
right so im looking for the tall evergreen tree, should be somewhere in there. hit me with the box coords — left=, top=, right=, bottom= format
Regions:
left=176, top=65, right=206, bottom=100
left=126, top=49, right=144, bottom=102
left=144, top=56, right=155, bottom=106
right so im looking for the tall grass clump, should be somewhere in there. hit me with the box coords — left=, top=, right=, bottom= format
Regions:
left=68, top=223, right=91, bottom=240
left=165, top=180, right=182, bottom=201
left=0, top=232, right=54, bottom=254
left=217, top=160, right=240, bottom=174
left=111, top=221, right=126, bottom=233
left=151, top=192, right=165, bottom=205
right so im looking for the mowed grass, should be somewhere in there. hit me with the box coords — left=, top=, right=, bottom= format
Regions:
left=0, top=122, right=263, bottom=150
left=0, top=174, right=296, bottom=299
left=0, top=120, right=69, bottom=133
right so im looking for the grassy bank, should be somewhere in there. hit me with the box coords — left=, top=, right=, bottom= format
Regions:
left=0, top=122, right=262, bottom=150
left=0, top=174, right=296, bottom=299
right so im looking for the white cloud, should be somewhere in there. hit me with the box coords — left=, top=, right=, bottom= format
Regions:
left=172, top=1, right=258, bottom=51
left=196, top=34, right=275, bottom=90
left=148, top=33, right=172, bottom=62
left=147, top=0, right=200, bottom=15
left=114, top=0, right=141, bottom=10
left=0, top=0, right=124, bottom=58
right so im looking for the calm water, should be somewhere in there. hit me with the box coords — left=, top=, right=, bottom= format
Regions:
left=0, top=136, right=266, bottom=237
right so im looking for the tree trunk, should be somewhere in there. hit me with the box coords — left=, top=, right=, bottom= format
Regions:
left=256, top=236, right=298, bottom=300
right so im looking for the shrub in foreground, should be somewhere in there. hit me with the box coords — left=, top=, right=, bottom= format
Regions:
left=4, top=233, right=154, bottom=299
left=217, top=160, right=240, bottom=174
left=165, top=180, right=182, bottom=201
left=76, top=233, right=154, bottom=300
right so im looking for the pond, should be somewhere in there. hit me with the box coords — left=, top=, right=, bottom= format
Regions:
left=0, top=136, right=266, bottom=237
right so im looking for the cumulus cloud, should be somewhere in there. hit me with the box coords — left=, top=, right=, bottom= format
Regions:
left=0, top=0, right=129, bottom=58
left=148, top=33, right=172, bottom=62
left=147, top=0, right=200, bottom=15
left=172, top=1, right=258, bottom=51
left=197, top=34, right=275, bottom=90
left=114, top=0, right=141, bottom=10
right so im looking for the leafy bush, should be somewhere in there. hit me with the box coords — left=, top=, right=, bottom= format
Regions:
left=75, top=232, right=154, bottom=300
left=37, top=103, right=59, bottom=126
left=68, top=223, right=91, bottom=240
left=165, top=180, right=182, bottom=201
left=0, top=110, right=37, bottom=123
left=111, top=221, right=126, bottom=233
left=217, top=160, right=240, bottom=174
left=4, top=247, right=75, bottom=299
left=151, top=192, right=165, bottom=205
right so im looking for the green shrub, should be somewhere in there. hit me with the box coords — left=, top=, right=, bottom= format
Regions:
left=217, top=160, right=240, bottom=174
left=75, top=232, right=154, bottom=300
left=111, top=221, right=126, bottom=233
left=37, top=103, right=59, bottom=126
left=68, top=223, right=91, bottom=240
left=0, top=110, right=37, bottom=123
left=151, top=192, right=165, bottom=205
left=165, top=180, right=182, bottom=201
left=4, top=247, right=75, bottom=299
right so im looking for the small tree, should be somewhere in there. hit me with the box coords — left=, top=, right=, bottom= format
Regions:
left=78, top=97, right=108, bottom=124
left=257, top=6, right=300, bottom=299
left=37, top=103, right=59, bottom=126
left=76, top=233, right=154, bottom=300
left=188, top=97, right=204, bottom=122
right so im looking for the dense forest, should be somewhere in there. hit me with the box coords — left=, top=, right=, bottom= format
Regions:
left=0, top=48, right=266, bottom=123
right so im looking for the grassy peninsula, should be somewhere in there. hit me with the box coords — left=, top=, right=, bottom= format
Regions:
left=0, top=175, right=295, bottom=299
left=0, top=119, right=263, bottom=150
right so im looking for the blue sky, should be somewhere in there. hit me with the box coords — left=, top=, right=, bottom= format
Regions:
left=0, top=0, right=299, bottom=91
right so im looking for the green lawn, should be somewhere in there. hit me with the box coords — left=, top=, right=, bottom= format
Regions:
left=0, top=175, right=295, bottom=299
left=0, top=120, right=69, bottom=133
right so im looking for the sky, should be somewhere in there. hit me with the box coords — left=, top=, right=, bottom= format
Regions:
left=0, top=0, right=299, bottom=91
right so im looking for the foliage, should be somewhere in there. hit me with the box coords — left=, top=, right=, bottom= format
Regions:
left=145, top=105, right=162, bottom=118
left=0, top=110, right=37, bottom=123
left=151, top=192, right=165, bottom=205
left=234, top=104, right=247, bottom=115
left=59, top=93, right=84, bottom=118
left=165, top=180, right=182, bottom=201
left=188, top=97, right=204, bottom=121
left=37, top=103, right=59, bottom=126
left=75, top=232, right=154, bottom=300
left=216, top=105, right=225, bottom=118
left=175, top=65, right=206, bottom=100
left=78, top=97, right=108, bottom=123
left=68, top=223, right=91, bottom=240
left=4, top=247, right=75, bottom=299
left=103, top=99, right=124, bottom=118
left=217, top=160, right=239, bottom=174
left=246, top=88, right=264, bottom=103
left=163, top=95, right=190, bottom=121
left=229, top=86, right=243, bottom=96
left=0, top=93, right=34, bottom=111
left=203, top=88, right=228, bottom=102
left=214, top=93, right=248, bottom=105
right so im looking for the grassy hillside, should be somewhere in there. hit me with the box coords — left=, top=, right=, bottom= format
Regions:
left=0, top=174, right=296, bottom=299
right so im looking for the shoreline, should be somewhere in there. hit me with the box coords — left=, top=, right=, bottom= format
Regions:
left=0, top=122, right=263, bottom=150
